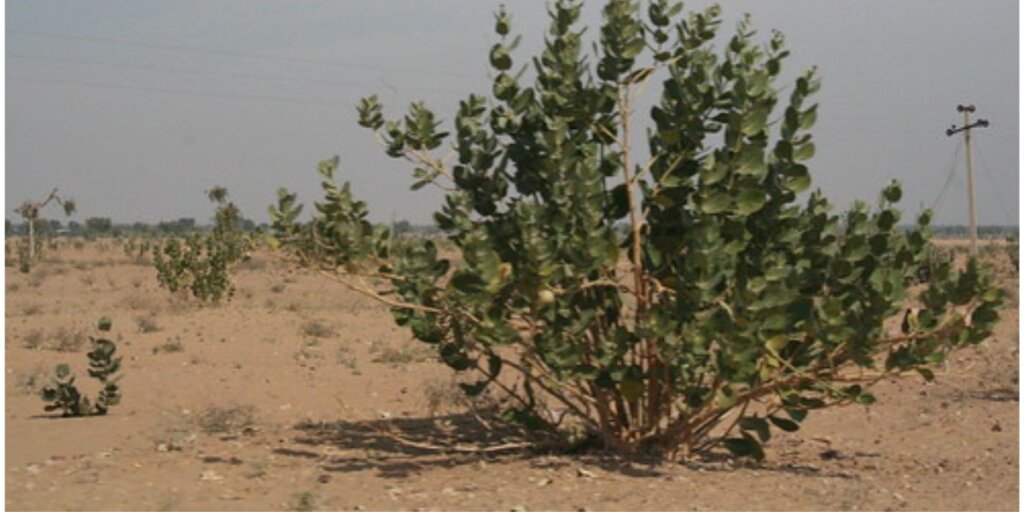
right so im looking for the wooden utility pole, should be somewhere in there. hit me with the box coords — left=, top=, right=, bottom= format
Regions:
left=945, top=104, right=989, bottom=256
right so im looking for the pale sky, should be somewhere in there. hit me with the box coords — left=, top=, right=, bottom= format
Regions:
left=5, top=1, right=1019, bottom=227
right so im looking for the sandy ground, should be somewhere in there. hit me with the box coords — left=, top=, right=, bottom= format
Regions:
left=4, top=239, right=1019, bottom=511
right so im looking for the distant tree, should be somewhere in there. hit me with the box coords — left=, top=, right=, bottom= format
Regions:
left=67, top=221, right=84, bottom=237
left=85, top=217, right=113, bottom=237
left=14, top=188, right=75, bottom=262
left=393, top=220, right=413, bottom=236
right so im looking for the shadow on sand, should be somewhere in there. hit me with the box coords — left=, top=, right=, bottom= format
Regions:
left=273, top=413, right=863, bottom=480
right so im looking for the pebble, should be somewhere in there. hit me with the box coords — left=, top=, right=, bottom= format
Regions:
left=200, top=470, right=224, bottom=481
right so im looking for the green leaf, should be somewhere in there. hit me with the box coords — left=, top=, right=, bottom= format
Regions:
left=741, top=109, right=769, bottom=136
left=736, top=145, right=767, bottom=176
left=701, top=190, right=731, bottom=214
left=882, top=180, right=902, bottom=203
left=793, top=143, right=815, bottom=161
left=736, top=187, right=767, bottom=215
left=799, top=104, right=818, bottom=131
left=780, top=165, right=811, bottom=193
left=490, top=44, right=512, bottom=71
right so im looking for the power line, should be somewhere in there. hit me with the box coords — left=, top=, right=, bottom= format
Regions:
left=7, top=53, right=474, bottom=97
left=972, top=137, right=1016, bottom=225
left=7, top=28, right=480, bottom=80
left=930, top=138, right=962, bottom=213
left=7, top=76, right=347, bottom=107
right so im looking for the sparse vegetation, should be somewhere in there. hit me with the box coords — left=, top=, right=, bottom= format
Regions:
left=300, top=320, right=335, bottom=339
left=294, top=339, right=323, bottom=361
left=195, top=405, right=256, bottom=435
left=49, top=326, right=89, bottom=352
left=287, top=491, right=318, bottom=512
left=335, top=344, right=359, bottom=373
left=370, top=340, right=434, bottom=366
left=22, top=329, right=44, bottom=349
left=136, top=314, right=161, bottom=333
left=152, top=339, right=184, bottom=354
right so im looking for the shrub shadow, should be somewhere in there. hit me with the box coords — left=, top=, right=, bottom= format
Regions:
left=283, top=413, right=534, bottom=478
left=278, top=413, right=865, bottom=481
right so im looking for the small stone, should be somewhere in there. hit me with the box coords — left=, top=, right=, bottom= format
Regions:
left=200, top=470, right=223, bottom=481
left=510, top=506, right=527, bottom=512
left=157, top=444, right=170, bottom=453
left=537, top=478, right=553, bottom=487
left=576, top=468, right=596, bottom=478
left=991, top=422, right=1003, bottom=432
left=318, top=474, right=332, bottom=484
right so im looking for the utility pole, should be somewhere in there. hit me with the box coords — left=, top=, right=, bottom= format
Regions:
left=946, top=104, right=989, bottom=256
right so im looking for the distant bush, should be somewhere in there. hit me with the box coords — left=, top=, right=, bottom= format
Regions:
left=153, top=187, right=254, bottom=303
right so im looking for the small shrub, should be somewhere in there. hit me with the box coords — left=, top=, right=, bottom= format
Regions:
left=15, top=366, right=50, bottom=396
left=136, top=314, right=161, bottom=333
left=23, top=329, right=44, bottom=349
left=270, top=283, right=287, bottom=294
left=370, top=341, right=433, bottom=366
left=26, top=271, right=47, bottom=288
left=49, top=326, right=88, bottom=352
left=195, top=405, right=256, bottom=435
left=152, top=339, right=184, bottom=354
left=40, top=317, right=123, bottom=417
left=294, top=339, right=323, bottom=361
left=7, top=283, right=20, bottom=293
left=300, top=320, right=335, bottom=339
left=335, top=345, right=359, bottom=373
left=22, top=303, right=43, bottom=316
left=287, top=491, right=318, bottom=512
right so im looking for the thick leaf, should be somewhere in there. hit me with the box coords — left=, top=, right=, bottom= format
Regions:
left=701, top=190, right=731, bottom=214
left=736, top=187, right=767, bottom=215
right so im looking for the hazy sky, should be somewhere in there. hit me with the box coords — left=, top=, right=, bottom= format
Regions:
left=6, top=1, right=1019, bottom=227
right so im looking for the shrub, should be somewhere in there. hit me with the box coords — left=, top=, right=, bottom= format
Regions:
left=270, top=1, right=1003, bottom=458
left=40, top=317, right=123, bottom=417
left=153, top=187, right=254, bottom=303
left=136, top=314, right=161, bottom=333
left=300, top=320, right=336, bottom=339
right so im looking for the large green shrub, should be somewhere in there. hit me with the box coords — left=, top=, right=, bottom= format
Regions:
left=270, top=1, right=1003, bottom=458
